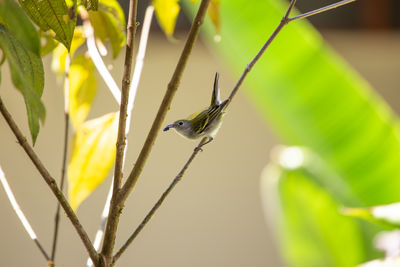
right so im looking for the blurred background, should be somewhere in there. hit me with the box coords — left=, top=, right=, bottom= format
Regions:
left=0, top=0, right=399, bottom=266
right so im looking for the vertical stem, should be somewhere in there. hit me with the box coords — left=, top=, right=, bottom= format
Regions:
left=87, top=7, right=154, bottom=267
left=101, top=0, right=138, bottom=262
left=118, top=0, right=212, bottom=205
left=50, top=53, right=71, bottom=266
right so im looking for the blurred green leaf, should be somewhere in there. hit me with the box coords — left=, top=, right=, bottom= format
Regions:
left=343, top=203, right=400, bottom=229
left=0, top=24, right=45, bottom=144
left=0, top=0, right=40, bottom=56
left=189, top=0, right=400, bottom=205
left=68, top=112, right=118, bottom=211
left=69, top=55, right=97, bottom=129
left=261, top=163, right=366, bottom=267
left=154, top=0, right=180, bottom=37
left=18, top=0, right=77, bottom=50
left=88, top=0, right=125, bottom=58
left=51, top=26, right=85, bottom=76
left=183, top=0, right=400, bottom=265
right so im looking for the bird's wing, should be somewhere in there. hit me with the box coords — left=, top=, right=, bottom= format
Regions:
left=210, top=72, right=221, bottom=106
left=192, top=109, right=210, bottom=134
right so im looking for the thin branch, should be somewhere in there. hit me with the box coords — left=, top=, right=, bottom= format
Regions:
left=113, top=138, right=207, bottom=262
left=0, top=98, right=100, bottom=266
left=50, top=53, right=71, bottom=266
left=79, top=7, right=121, bottom=105
left=288, top=0, right=356, bottom=22
left=113, top=0, right=359, bottom=258
left=86, top=6, right=155, bottom=267
left=101, top=0, right=138, bottom=261
left=118, top=0, right=211, bottom=206
left=0, top=166, right=51, bottom=265
left=226, top=0, right=296, bottom=107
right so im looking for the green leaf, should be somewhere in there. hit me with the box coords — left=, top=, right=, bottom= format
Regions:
left=80, top=0, right=98, bottom=11
left=18, top=0, right=77, bottom=50
left=342, top=203, right=400, bottom=229
left=154, top=0, right=180, bottom=37
left=261, top=163, right=366, bottom=267
left=88, top=0, right=126, bottom=58
left=0, top=0, right=40, bottom=56
left=189, top=0, right=400, bottom=206
left=0, top=24, right=45, bottom=144
left=68, top=112, right=118, bottom=211
left=51, top=26, right=85, bottom=76
left=69, top=55, right=97, bottom=129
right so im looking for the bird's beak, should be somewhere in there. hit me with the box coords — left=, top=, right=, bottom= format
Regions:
left=163, top=123, right=175, bottom=131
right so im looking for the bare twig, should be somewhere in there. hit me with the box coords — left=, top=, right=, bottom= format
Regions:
left=226, top=0, right=297, bottom=107
left=114, top=0, right=358, bottom=257
left=0, top=98, right=99, bottom=266
left=113, top=138, right=207, bottom=262
left=0, top=166, right=51, bottom=265
left=87, top=6, right=155, bottom=267
left=288, top=0, right=357, bottom=22
left=101, top=0, right=138, bottom=262
left=79, top=7, right=121, bottom=104
left=50, top=53, right=71, bottom=267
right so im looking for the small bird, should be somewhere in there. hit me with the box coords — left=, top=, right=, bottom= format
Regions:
left=163, top=72, right=229, bottom=148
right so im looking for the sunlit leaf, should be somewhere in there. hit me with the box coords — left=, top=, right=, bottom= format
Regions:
left=0, top=24, right=45, bottom=144
left=208, top=0, right=220, bottom=33
left=342, top=203, right=400, bottom=229
left=69, top=55, right=97, bottom=129
left=358, top=256, right=400, bottom=267
left=154, top=0, right=180, bottom=36
left=68, top=112, right=118, bottom=211
left=51, top=26, right=85, bottom=76
left=18, top=0, right=77, bottom=50
left=0, top=0, right=40, bottom=56
left=88, top=0, right=126, bottom=58
left=261, top=162, right=366, bottom=267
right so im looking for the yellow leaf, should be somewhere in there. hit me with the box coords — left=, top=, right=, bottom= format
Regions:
left=153, top=0, right=180, bottom=36
left=68, top=112, right=118, bottom=211
left=208, top=0, right=220, bottom=33
left=51, top=27, right=85, bottom=76
left=189, top=0, right=197, bottom=2
left=69, top=55, right=97, bottom=129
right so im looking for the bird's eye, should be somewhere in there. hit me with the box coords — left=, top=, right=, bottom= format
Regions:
left=178, top=121, right=184, bottom=126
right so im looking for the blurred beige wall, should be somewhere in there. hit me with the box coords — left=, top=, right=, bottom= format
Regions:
left=0, top=31, right=399, bottom=267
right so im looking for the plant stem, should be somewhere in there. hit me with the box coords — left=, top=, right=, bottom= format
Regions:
left=226, top=0, right=296, bottom=107
left=0, top=166, right=51, bottom=264
left=0, top=98, right=100, bottom=266
left=113, top=138, right=207, bottom=262
left=118, top=0, right=211, bottom=205
left=101, top=0, right=138, bottom=262
left=50, top=53, right=71, bottom=266
left=87, top=6, right=155, bottom=267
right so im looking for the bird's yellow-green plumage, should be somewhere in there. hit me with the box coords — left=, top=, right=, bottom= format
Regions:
left=163, top=72, right=229, bottom=145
